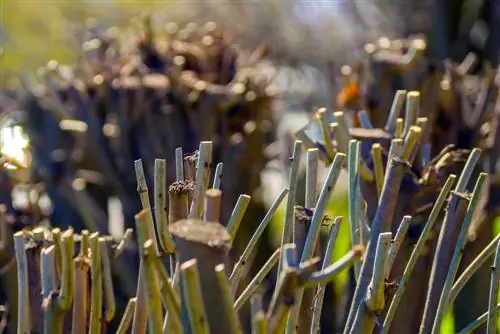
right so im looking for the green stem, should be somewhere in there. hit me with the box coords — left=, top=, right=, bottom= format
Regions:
left=385, top=90, right=407, bottom=134
left=278, top=140, right=303, bottom=272
left=234, top=248, right=281, bottom=311
left=135, top=159, right=160, bottom=255
left=189, top=141, right=213, bottom=219
left=371, top=143, right=384, bottom=198
left=385, top=215, right=412, bottom=279
left=175, top=147, right=184, bottom=181
left=215, top=264, right=242, bottom=333
left=14, top=232, right=29, bottom=334
left=143, top=240, right=163, bottom=334
left=180, top=259, right=210, bottom=334
left=403, top=91, right=420, bottom=137
left=230, top=188, right=288, bottom=293
left=89, top=233, right=102, bottom=334
left=99, top=238, right=115, bottom=323
left=116, top=298, right=137, bottom=334
left=448, top=234, right=500, bottom=307
left=348, top=140, right=361, bottom=278
left=226, top=194, right=251, bottom=239
left=310, top=217, right=342, bottom=334
left=155, top=159, right=175, bottom=253
left=212, top=162, right=224, bottom=189
left=305, top=148, right=319, bottom=209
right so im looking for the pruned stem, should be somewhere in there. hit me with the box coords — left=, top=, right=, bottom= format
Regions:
left=175, top=147, right=184, bottom=181
left=431, top=173, right=487, bottom=333
left=72, top=256, right=89, bottom=334
left=226, top=194, right=251, bottom=239
left=203, top=189, right=222, bottom=223
left=403, top=91, right=420, bottom=137
left=395, top=118, right=404, bottom=139
left=385, top=215, right=412, bottom=279
left=99, top=238, right=115, bottom=323
left=401, top=125, right=422, bottom=161
left=305, top=148, right=319, bottom=209
left=352, top=233, right=392, bottom=334
left=189, top=141, right=213, bottom=219
left=155, top=159, right=175, bottom=254
left=212, top=162, right=224, bottom=190
left=168, top=181, right=191, bottom=224
left=180, top=259, right=210, bottom=334
left=89, top=233, right=102, bottom=334
left=14, top=232, right=30, bottom=334
left=457, top=303, right=500, bottom=334
left=371, top=143, right=384, bottom=198
left=318, top=109, right=335, bottom=160
left=215, top=264, right=242, bottom=333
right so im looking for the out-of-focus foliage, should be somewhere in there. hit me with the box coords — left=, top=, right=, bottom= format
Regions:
left=0, top=0, right=166, bottom=86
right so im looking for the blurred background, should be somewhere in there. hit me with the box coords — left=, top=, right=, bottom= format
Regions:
left=1, top=0, right=500, bottom=333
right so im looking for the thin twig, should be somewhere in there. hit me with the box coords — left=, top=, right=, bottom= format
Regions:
left=486, top=240, right=500, bottom=334
left=432, top=173, right=487, bottom=333
left=448, top=233, right=500, bottom=307
left=456, top=303, right=500, bottom=334
left=230, top=188, right=288, bottom=293
left=234, top=248, right=281, bottom=311
left=143, top=240, right=163, bottom=334
left=189, top=141, right=213, bottom=219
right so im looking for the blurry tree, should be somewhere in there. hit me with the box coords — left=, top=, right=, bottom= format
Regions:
left=0, top=0, right=166, bottom=87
